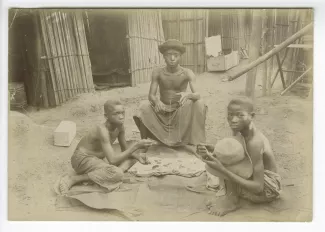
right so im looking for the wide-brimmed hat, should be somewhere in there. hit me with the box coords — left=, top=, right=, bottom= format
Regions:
left=206, top=137, right=253, bottom=179
left=158, top=39, right=186, bottom=54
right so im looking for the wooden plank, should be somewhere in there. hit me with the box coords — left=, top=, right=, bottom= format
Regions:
left=275, top=44, right=313, bottom=49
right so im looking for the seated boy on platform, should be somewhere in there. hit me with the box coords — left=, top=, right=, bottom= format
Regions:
left=197, top=97, right=281, bottom=216
left=57, top=98, right=154, bottom=195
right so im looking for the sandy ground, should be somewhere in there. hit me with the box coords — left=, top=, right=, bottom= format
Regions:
left=8, top=68, right=313, bottom=221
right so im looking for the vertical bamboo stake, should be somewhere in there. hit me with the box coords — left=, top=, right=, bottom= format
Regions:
left=59, top=11, right=76, bottom=97
left=261, top=9, right=268, bottom=96
left=245, top=9, right=263, bottom=99
left=54, top=11, right=71, bottom=99
left=43, top=10, right=65, bottom=104
left=72, top=13, right=87, bottom=92
left=39, top=11, right=58, bottom=105
left=267, top=9, right=275, bottom=96
left=64, top=13, right=81, bottom=94
left=77, top=11, right=93, bottom=91
left=193, top=10, right=198, bottom=73
left=48, top=11, right=68, bottom=103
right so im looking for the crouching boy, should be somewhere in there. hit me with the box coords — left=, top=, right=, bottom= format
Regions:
left=197, top=97, right=281, bottom=216
left=57, top=98, right=154, bottom=195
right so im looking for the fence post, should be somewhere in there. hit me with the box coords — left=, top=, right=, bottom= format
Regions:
left=245, top=10, right=263, bottom=99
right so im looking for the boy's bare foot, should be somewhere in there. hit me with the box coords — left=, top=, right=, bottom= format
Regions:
left=59, top=175, right=75, bottom=194
left=206, top=195, right=240, bottom=216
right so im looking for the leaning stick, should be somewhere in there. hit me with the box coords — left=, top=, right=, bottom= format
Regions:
left=227, top=22, right=313, bottom=81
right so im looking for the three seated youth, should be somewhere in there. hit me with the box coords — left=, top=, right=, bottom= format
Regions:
left=57, top=39, right=282, bottom=217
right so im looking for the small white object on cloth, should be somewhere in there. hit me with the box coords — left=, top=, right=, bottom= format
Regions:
left=128, top=156, right=206, bottom=178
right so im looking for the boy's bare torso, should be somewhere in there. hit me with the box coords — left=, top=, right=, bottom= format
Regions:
left=244, top=128, right=278, bottom=174
left=157, top=67, right=191, bottom=105
left=76, top=124, right=121, bottom=159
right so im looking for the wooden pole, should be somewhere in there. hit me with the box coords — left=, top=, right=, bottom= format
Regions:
left=34, top=12, right=49, bottom=108
left=228, top=22, right=313, bottom=81
left=245, top=10, right=263, bottom=99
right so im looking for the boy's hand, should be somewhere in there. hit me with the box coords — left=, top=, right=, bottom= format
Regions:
left=196, top=144, right=211, bottom=160
left=136, top=139, right=154, bottom=149
left=132, top=152, right=151, bottom=165
left=198, top=143, right=215, bottom=153
left=154, top=101, right=165, bottom=113
left=175, top=92, right=191, bottom=106
left=202, top=153, right=224, bottom=171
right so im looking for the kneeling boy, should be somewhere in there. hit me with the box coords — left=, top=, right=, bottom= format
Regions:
left=57, top=98, right=154, bottom=195
left=197, top=97, right=281, bottom=216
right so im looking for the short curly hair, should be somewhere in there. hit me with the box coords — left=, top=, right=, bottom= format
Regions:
left=104, top=98, right=123, bottom=114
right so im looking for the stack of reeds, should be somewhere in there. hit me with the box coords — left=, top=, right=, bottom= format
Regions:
left=38, top=9, right=94, bottom=107
left=127, top=9, right=165, bottom=86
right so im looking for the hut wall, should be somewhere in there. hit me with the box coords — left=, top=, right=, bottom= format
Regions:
left=127, top=9, right=165, bottom=86
left=162, top=9, right=208, bottom=74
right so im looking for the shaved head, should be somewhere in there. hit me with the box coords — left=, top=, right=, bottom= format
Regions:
left=228, top=97, right=254, bottom=113
left=104, top=98, right=123, bottom=115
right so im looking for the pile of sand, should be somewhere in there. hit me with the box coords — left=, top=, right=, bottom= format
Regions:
left=8, top=111, right=54, bottom=153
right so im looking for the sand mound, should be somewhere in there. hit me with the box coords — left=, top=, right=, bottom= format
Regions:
left=8, top=111, right=54, bottom=151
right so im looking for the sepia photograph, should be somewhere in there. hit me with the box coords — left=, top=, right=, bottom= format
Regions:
left=6, top=7, right=314, bottom=222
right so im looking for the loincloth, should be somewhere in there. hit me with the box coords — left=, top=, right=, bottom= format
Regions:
left=71, top=149, right=123, bottom=191
left=237, top=170, right=282, bottom=203
left=133, top=99, right=207, bottom=147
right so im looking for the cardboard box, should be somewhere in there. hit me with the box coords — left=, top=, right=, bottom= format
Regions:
left=54, top=121, right=76, bottom=147
left=205, top=35, right=240, bottom=71
left=207, top=50, right=239, bottom=71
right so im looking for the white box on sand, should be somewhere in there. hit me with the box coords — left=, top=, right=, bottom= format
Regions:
left=205, top=35, right=240, bottom=71
left=54, top=121, right=76, bottom=147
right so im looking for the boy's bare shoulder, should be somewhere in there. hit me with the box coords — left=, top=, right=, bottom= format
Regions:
left=93, top=124, right=110, bottom=139
left=246, top=133, right=265, bottom=160
left=152, top=66, right=164, bottom=75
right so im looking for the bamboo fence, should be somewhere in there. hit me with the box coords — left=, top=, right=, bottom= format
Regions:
left=38, top=9, right=94, bottom=107
left=127, top=9, right=165, bottom=86
left=208, top=9, right=251, bottom=53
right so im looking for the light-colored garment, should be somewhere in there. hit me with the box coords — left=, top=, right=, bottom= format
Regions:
left=134, top=99, right=207, bottom=147
left=238, top=170, right=282, bottom=203
left=71, top=149, right=123, bottom=191
left=206, top=171, right=224, bottom=190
